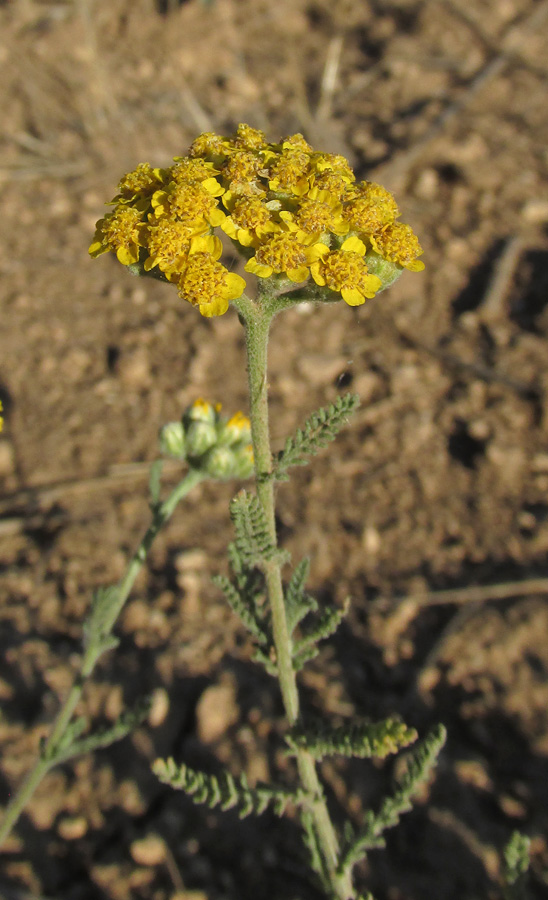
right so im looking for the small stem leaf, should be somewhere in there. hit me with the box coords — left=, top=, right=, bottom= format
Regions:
left=213, top=574, right=268, bottom=644
left=338, top=725, right=446, bottom=875
left=51, top=697, right=153, bottom=765
left=285, top=558, right=318, bottom=634
left=153, top=758, right=306, bottom=819
left=292, top=645, right=320, bottom=672
left=275, top=393, right=360, bottom=480
left=301, top=808, right=330, bottom=889
left=252, top=647, right=278, bottom=676
left=287, top=718, right=418, bottom=762
left=230, top=491, right=288, bottom=570
left=83, top=586, right=120, bottom=653
left=292, top=598, right=350, bottom=667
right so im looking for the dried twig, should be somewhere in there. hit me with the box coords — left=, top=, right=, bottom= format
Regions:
left=378, top=577, right=548, bottom=610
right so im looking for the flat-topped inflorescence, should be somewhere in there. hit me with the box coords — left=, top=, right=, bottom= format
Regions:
left=90, top=124, right=424, bottom=317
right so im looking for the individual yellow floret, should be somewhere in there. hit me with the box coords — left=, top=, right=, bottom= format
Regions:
left=244, top=233, right=326, bottom=283
left=115, top=163, right=164, bottom=201
left=268, top=150, right=310, bottom=195
left=342, top=181, right=400, bottom=233
left=89, top=205, right=148, bottom=266
left=370, top=222, right=425, bottom=271
left=221, top=196, right=279, bottom=247
left=232, top=124, right=268, bottom=150
left=177, top=252, right=246, bottom=317
left=279, top=194, right=349, bottom=237
left=310, top=241, right=382, bottom=306
left=151, top=182, right=225, bottom=227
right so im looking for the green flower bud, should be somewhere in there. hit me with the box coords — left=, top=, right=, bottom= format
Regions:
left=233, top=444, right=254, bottom=479
left=217, top=410, right=252, bottom=447
left=203, top=445, right=238, bottom=480
left=186, top=420, right=218, bottom=458
left=183, top=398, right=219, bottom=427
left=159, top=421, right=186, bottom=458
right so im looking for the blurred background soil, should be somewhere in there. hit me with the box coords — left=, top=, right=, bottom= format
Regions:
left=1, top=0, right=548, bottom=898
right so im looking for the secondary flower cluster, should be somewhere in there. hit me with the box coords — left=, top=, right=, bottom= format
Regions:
left=90, top=124, right=424, bottom=316
left=160, top=398, right=253, bottom=480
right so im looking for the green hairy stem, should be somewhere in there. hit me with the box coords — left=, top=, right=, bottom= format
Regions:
left=235, top=288, right=354, bottom=899
left=0, top=467, right=204, bottom=848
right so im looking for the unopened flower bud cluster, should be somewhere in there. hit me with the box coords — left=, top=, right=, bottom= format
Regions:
left=90, top=124, right=424, bottom=317
left=160, top=399, right=253, bottom=480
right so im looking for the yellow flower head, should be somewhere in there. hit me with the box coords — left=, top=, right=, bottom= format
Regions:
left=89, top=124, right=424, bottom=316
left=280, top=194, right=348, bottom=237
left=308, top=170, right=353, bottom=201
left=89, top=205, right=148, bottom=265
left=222, top=196, right=279, bottom=246
left=221, top=151, right=263, bottom=188
left=116, top=163, right=164, bottom=201
left=281, top=133, right=313, bottom=153
left=311, top=246, right=382, bottom=306
left=370, top=222, right=425, bottom=271
left=151, top=181, right=225, bottom=228
left=232, top=123, right=268, bottom=151
left=177, top=253, right=246, bottom=317
left=268, top=150, right=310, bottom=195
left=169, top=158, right=220, bottom=184
left=245, top=232, right=324, bottom=283
left=188, top=131, right=231, bottom=160
left=343, top=181, right=400, bottom=233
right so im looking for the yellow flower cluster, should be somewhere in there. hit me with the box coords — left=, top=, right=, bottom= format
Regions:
left=90, top=124, right=424, bottom=316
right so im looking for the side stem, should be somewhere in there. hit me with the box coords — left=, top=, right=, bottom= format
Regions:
left=239, top=293, right=353, bottom=899
left=0, top=467, right=204, bottom=848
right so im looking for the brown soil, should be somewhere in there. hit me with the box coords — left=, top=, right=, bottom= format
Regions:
left=1, top=1, right=548, bottom=899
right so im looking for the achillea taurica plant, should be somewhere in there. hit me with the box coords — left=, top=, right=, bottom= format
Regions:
left=2, top=126, right=529, bottom=900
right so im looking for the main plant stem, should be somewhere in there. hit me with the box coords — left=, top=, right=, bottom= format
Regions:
left=237, top=292, right=353, bottom=899
left=0, top=467, right=204, bottom=848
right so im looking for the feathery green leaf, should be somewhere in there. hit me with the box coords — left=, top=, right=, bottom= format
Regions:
left=292, top=599, right=350, bottom=671
left=338, top=725, right=446, bottom=875
left=153, top=758, right=306, bottom=818
left=285, top=558, right=317, bottom=634
left=286, top=718, right=418, bottom=761
left=229, top=491, right=288, bottom=569
left=275, top=393, right=360, bottom=480
left=213, top=573, right=268, bottom=644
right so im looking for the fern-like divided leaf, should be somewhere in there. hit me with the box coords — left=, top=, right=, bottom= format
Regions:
left=286, top=718, right=418, bottom=761
left=292, top=599, right=350, bottom=671
left=49, top=697, right=153, bottom=766
left=338, top=724, right=447, bottom=876
left=274, top=393, right=360, bottom=481
left=229, top=491, right=287, bottom=570
left=213, top=574, right=268, bottom=645
left=82, top=585, right=121, bottom=657
left=153, top=758, right=306, bottom=818
left=285, top=557, right=317, bottom=635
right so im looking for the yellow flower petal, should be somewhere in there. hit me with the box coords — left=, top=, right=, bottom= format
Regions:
left=341, top=287, right=366, bottom=306
left=287, top=266, right=309, bottom=282
left=244, top=258, right=273, bottom=278
left=341, top=235, right=366, bottom=255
